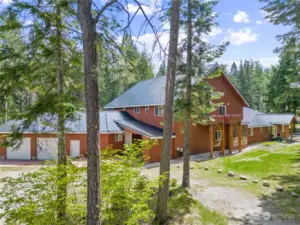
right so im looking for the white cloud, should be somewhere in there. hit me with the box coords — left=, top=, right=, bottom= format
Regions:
left=233, top=11, right=251, bottom=23
left=223, top=28, right=259, bottom=45
left=260, top=10, right=271, bottom=23
left=256, top=20, right=263, bottom=25
left=209, top=27, right=222, bottom=37
left=1, top=0, right=12, bottom=4
left=256, top=57, right=279, bottom=67
left=127, top=3, right=154, bottom=16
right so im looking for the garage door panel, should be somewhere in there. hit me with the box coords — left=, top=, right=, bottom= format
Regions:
left=7, top=138, right=31, bottom=160
left=37, top=138, right=58, bottom=160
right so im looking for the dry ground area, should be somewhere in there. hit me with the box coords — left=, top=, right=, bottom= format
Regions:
left=145, top=142, right=300, bottom=225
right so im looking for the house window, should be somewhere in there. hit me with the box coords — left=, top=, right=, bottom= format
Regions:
left=242, top=126, right=247, bottom=137
left=215, top=130, right=221, bottom=141
left=282, top=125, right=285, bottom=133
left=122, top=107, right=126, bottom=111
left=154, top=105, right=163, bottom=116
left=233, top=126, right=238, bottom=137
left=249, top=128, right=254, bottom=136
left=218, top=106, right=226, bottom=115
left=134, top=107, right=140, bottom=114
left=260, top=127, right=263, bottom=133
left=145, top=106, right=149, bottom=114
left=115, top=133, right=123, bottom=142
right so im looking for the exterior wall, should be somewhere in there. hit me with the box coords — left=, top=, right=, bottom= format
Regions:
left=0, top=133, right=124, bottom=160
left=207, top=74, right=246, bottom=117
left=248, top=127, right=272, bottom=144
left=143, top=138, right=176, bottom=163
left=275, top=124, right=290, bottom=139
left=115, top=106, right=164, bottom=128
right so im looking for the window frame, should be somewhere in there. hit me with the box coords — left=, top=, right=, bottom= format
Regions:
left=282, top=125, right=285, bottom=133
left=134, top=107, right=140, bottom=114
left=249, top=128, right=254, bottom=136
left=260, top=127, right=263, bottom=133
left=145, top=106, right=149, bottom=114
left=115, top=133, right=123, bottom=142
left=214, top=130, right=221, bottom=141
left=218, top=106, right=226, bottom=115
left=154, top=105, right=164, bottom=116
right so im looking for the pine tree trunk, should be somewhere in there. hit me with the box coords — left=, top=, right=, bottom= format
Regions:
left=55, top=3, right=67, bottom=223
left=156, top=0, right=181, bottom=223
left=182, top=0, right=192, bottom=188
left=77, top=1, right=101, bottom=225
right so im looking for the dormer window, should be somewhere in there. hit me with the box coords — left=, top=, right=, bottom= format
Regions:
left=218, top=106, right=226, bottom=115
left=134, top=107, right=140, bottom=114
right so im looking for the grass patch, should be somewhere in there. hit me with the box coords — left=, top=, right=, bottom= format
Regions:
left=193, top=143, right=300, bottom=219
left=168, top=185, right=227, bottom=225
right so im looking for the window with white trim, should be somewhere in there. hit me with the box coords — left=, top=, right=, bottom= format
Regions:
left=214, top=130, right=221, bottom=141
left=134, top=107, right=140, bottom=114
left=282, top=125, right=284, bottom=132
left=249, top=128, right=254, bottom=136
left=145, top=106, right=149, bottom=114
left=218, top=106, right=226, bottom=115
left=154, top=105, right=163, bottom=116
left=115, top=133, right=123, bottom=142
left=260, top=127, right=263, bottom=133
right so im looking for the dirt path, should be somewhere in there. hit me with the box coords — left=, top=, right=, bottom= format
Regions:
left=144, top=166, right=300, bottom=225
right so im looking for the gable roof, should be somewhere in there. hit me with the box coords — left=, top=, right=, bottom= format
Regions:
left=104, top=63, right=249, bottom=109
left=0, top=111, right=164, bottom=138
left=242, top=107, right=296, bottom=127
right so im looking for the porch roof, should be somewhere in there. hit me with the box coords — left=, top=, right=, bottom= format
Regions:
left=242, top=107, right=296, bottom=127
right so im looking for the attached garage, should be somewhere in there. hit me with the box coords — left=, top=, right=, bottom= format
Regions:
left=37, top=138, right=58, bottom=160
left=6, top=138, right=31, bottom=160
left=70, top=140, right=80, bottom=158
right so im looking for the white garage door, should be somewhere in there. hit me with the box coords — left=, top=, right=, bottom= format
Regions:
left=37, top=138, right=58, bottom=160
left=7, top=138, right=31, bottom=160
left=70, top=140, right=80, bottom=158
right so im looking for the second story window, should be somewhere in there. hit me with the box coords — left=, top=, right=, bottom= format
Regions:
left=134, top=107, right=140, bottom=114
left=154, top=105, right=164, bottom=116
left=145, top=106, right=149, bottom=114
left=218, top=106, right=226, bottom=115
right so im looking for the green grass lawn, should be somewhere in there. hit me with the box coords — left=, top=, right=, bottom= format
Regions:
left=191, top=143, right=300, bottom=218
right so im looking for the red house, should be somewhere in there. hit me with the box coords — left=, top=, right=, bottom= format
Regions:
left=0, top=65, right=297, bottom=162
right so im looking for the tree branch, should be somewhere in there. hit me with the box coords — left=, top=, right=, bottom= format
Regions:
left=94, top=0, right=119, bottom=24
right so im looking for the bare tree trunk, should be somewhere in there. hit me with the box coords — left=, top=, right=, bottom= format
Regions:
left=77, top=1, right=101, bottom=225
left=182, top=0, right=192, bottom=188
left=156, top=0, right=181, bottom=223
left=55, top=3, right=67, bottom=223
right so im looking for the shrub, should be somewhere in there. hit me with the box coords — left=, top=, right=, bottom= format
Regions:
left=0, top=140, right=159, bottom=225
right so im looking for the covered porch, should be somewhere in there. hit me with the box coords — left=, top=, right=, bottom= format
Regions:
left=209, top=114, right=246, bottom=158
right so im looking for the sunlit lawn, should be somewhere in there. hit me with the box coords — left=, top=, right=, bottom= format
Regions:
left=190, top=143, right=300, bottom=217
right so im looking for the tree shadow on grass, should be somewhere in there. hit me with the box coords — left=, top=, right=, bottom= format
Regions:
left=255, top=150, right=300, bottom=223
left=168, top=186, right=196, bottom=223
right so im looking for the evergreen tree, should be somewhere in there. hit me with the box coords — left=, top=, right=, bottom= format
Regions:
left=230, top=62, right=238, bottom=77
left=174, top=0, right=228, bottom=188
left=0, top=1, right=82, bottom=222
left=157, top=60, right=167, bottom=77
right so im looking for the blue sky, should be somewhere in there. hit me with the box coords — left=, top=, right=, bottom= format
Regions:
left=1, top=0, right=288, bottom=69
left=126, top=0, right=289, bottom=69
